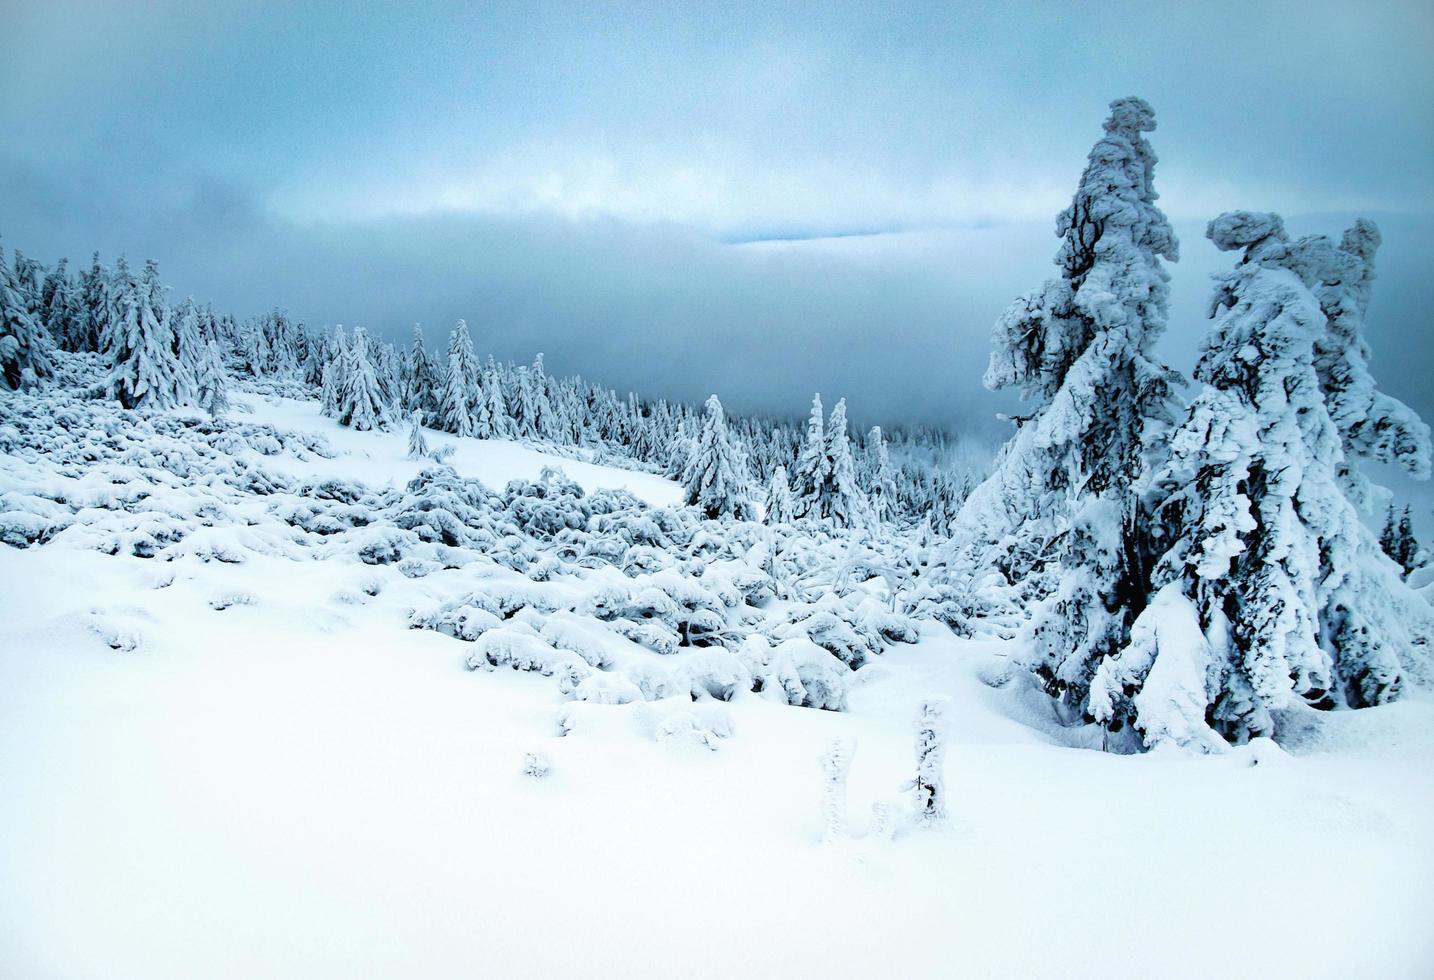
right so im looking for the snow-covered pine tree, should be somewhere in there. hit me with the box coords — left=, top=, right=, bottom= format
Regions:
left=400, top=324, right=436, bottom=417
left=437, top=320, right=477, bottom=437
left=1395, top=507, right=1419, bottom=576
left=170, top=297, right=204, bottom=406
left=951, top=97, right=1181, bottom=725
left=319, top=325, right=347, bottom=418
left=1313, top=219, right=1431, bottom=507
left=39, top=258, right=81, bottom=351
left=106, top=257, right=182, bottom=409
left=912, top=697, right=950, bottom=825
left=1089, top=211, right=1434, bottom=747
left=407, top=410, right=430, bottom=460
left=866, top=426, right=896, bottom=524
left=680, top=395, right=752, bottom=520
left=815, top=398, right=867, bottom=528
left=764, top=464, right=796, bottom=525
left=791, top=394, right=829, bottom=519
left=530, top=353, right=558, bottom=440
left=77, top=253, right=109, bottom=353
left=336, top=326, right=390, bottom=431
left=475, top=355, right=509, bottom=438
left=0, top=241, right=54, bottom=390
left=195, top=337, right=230, bottom=418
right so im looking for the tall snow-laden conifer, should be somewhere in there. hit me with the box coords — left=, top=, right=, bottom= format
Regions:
left=816, top=398, right=867, bottom=528
left=764, top=465, right=796, bottom=525
left=791, top=394, right=829, bottom=519
left=866, top=426, right=896, bottom=524
left=195, top=337, right=230, bottom=418
left=319, top=325, right=347, bottom=419
left=437, top=320, right=477, bottom=436
left=1089, top=212, right=1434, bottom=748
left=0, top=241, right=54, bottom=390
left=407, top=410, right=431, bottom=460
left=952, top=97, right=1181, bottom=725
left=681, top=395, right=751, bottom=519
left=336, top=326, right=389, bottom=431
left=106, top=258, right=182, bottom=409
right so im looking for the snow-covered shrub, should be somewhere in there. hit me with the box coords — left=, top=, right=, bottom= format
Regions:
left=819, top=737, right=855, bottom=843
left=911, top=697, right=950, bottom=825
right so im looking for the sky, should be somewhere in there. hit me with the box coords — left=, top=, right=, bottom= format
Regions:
left=2, top=0, right=1432, bottom=447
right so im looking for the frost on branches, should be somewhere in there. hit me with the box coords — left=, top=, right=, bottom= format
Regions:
left=1089, top=212, right=1434, bottom=748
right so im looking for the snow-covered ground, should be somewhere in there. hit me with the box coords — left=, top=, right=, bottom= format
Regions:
left=2, top=393, right=1432, bottom=979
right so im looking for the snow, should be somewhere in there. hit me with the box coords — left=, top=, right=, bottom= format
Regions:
left=3, top=398, right=1433, bottom=979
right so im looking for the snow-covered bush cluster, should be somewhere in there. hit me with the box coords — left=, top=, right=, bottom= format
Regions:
left=0, top=354, right=922, bottom=718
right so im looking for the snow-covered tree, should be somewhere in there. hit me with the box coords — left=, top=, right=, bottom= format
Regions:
left=170, top=297, right=204, bottom=405
left=866, top=426, right=896, bottom=523
left=194, top=337, right=230, bottom=418
left=77, top=253, right=109, bottom=353
left=1313, top=218, right=1431, bottom=507
left=319, top=325, right=347, bottom=418
left=400, top=324, right=437, bottom=418
left=0, top=241, right=53, bottom=390
left=953, top=97, right=1182, bottom=723
left=336, top=326, right=390, bottom=431
left=40, top=258, right=82, bottom=351
left=912, top=697, right=950, bottom=825
left=791, top=394, right=829, bottom=518
left=407, top=410, right=430, bottom=460
left=474, top=356, right=509, bottom=438
left=680, top=395, right=752, bottom=520
left=437, top=320, right=477, bottom=437
left=764, top=465, right=795, bottom=525
left=1089, top=212, right=1434, bottom=747
left=1380, top=505, right=1419, bottom=578
left=105, top=258, right=182, bottom=409
left=816, top=398, right=867, bottom=528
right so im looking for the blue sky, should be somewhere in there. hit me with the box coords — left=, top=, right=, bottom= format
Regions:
left=3, top=0, right=1432, bottom=438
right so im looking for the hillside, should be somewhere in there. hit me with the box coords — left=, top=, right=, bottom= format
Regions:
left=2, top=375, right=1432, bottom=979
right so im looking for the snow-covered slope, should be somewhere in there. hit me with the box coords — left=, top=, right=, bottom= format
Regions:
left=2, top=386, right=1433, bottom=979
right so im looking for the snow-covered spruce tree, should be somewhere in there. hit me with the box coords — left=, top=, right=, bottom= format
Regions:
left=400, top=324, right=437, bottom=417
left=1394, top=507, right=1420, bottom=576
left=437, top=320, right=477, bottom=437
left=791, top=394, right=829, bottom=518
left=1312, top=219, right=1431, bottom=507
left=530, top=352, right=558, bottom=440
left=407, top=410, right=430, bottom=460
left=171, top=297, right=205, bottom=406
left=818, top=737, right=854, bottom=843
left=1378, top=505, right=1419, bottom=576
left=194, top=337, right=230, bottom=418
left=950, top=97, right=1181, bottom=725
left=912, top=697, right=950, bottom=825
left=336, top=326, right=390, bottom=431
left=764, top=464, right=796, bottom=525
left=0, top=241, right=54, bottom=390
left=105, top=258, right=183, bottom=409
left=680, top=395, right=753, bottom=520
left=815, top=398, right=868, bottom=528
left=77, top=253, right=110, bottom=353
left=319, top=325, right=347, bottom=418
left=39, top=258, right=81, bottom=351
left=475, top=355, right=509, bottom=438
left=866, top=426, right=896, bottom=524
left=1088, top=212, right=1434, bottom=747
